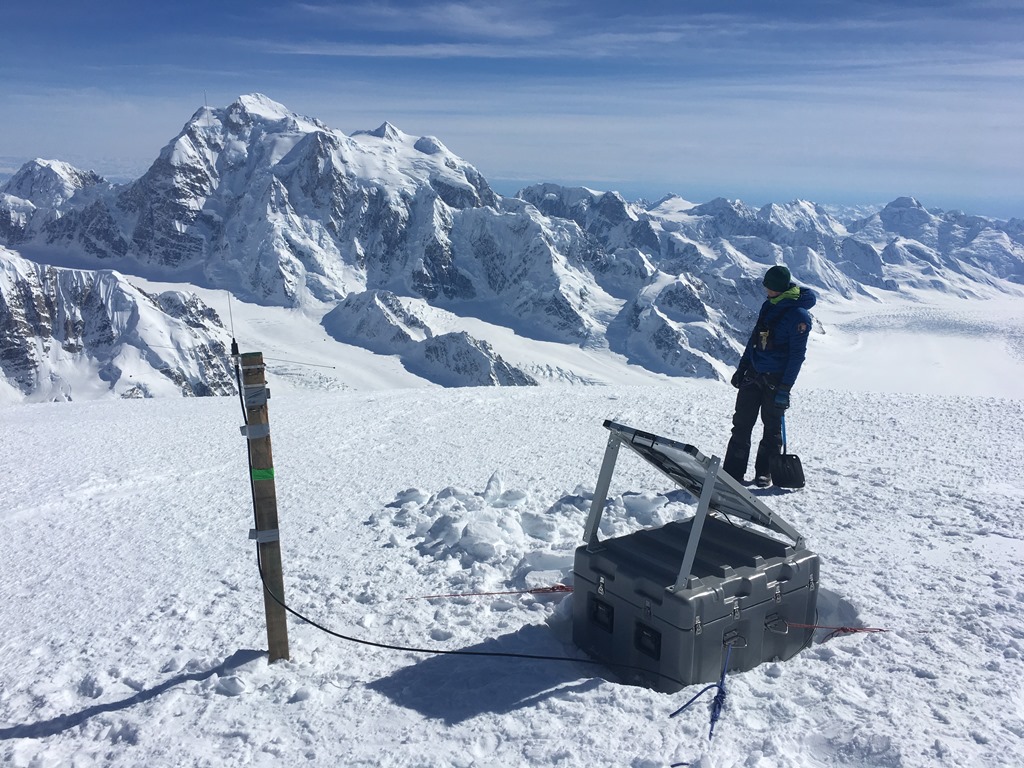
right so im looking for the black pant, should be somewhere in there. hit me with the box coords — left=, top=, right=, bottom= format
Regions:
left=723, top=374, right=784, bottom=481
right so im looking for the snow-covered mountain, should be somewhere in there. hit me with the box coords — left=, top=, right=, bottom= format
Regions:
left=0, top=159, right=107, bottom=246
left=0, top=248, right=234, bottom=401
left=849, top=197, right=1024, bottom=291
left=1, top=94, right=1022, bottom=401
left=535, top=185, right=1024, bottom=296
left=321, top=289, right=537, bottom=387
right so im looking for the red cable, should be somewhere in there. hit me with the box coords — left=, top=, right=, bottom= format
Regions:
left=786, top=622, right=887, bottom=633
left=786, top=621, right=888, bottom=641
left=408, top=584, right=573, bottom=600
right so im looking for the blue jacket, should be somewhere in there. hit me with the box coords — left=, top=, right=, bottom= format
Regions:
left=739, top=285, right=816, bottom=389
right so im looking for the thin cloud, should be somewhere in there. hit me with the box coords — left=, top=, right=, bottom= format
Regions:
left=256, top=39, right=567, bottom=59
left=239, top=5, right=1024, bottom=82
left=294, top=2, right=552, bottom=39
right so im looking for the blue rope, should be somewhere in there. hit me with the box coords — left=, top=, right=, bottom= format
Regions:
left=669, top=643, right=733, bottom=740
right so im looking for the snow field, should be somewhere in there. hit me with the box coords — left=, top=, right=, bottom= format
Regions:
left=801, top=295, right=1024, bottom=399
left=1, top=373, right=1023, bottom=766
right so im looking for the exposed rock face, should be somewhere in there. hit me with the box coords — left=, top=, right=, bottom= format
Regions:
left=321, top=289, right=536, bottom=387
left=0, top=159, right=107, bottom=245
left=321, top=289, right=432, bottom=354
left=0, top=249, right=234, bottom=401
left=410, top=332, right=537, bottom=387
left=607, top=275, right=734, bottom=379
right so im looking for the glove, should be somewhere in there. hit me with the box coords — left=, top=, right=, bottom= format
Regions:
left=774, top=388, right=790, bottom=409
left=730, top=368, right=747, bottom=388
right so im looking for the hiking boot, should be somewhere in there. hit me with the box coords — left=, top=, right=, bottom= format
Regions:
left=754, top=475, right=771, bottom=488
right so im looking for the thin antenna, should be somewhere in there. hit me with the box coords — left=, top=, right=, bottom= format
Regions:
left=227, top=292, right=236, bottom=337
left=227, top=292, right=239, bottom=358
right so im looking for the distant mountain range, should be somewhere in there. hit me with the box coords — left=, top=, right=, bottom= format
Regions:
left=2, top=94, right=1022, bottom=401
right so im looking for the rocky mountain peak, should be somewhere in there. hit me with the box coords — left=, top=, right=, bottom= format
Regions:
left=647, top=194, right=698, bottom=215
left=2, top=159, right=105, bottom=208
left=885, top=196, right=924, bottom=211
left=691, top=197, right=754, bottom=218
left=354, top=122, right=406, bottom=142
left=231, top=93, right=294, bottom=122
left=756, top=200, right=846, bottom=237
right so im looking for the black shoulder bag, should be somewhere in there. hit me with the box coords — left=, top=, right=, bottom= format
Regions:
left=771, top=414, right=805, bottom=489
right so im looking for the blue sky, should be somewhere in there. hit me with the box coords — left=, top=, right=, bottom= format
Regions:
left=2, top=1, right=1022, bottom=217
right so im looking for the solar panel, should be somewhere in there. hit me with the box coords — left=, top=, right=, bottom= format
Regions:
left=585, top=420, right=804, bottom=549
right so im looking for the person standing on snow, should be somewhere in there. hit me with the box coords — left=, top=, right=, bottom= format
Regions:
left=724, top=265, right=816, bottom=487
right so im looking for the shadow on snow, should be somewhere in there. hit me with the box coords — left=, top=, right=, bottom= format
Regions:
left=368, top=623, right=603, bottom=725
left=0, top=648, right=265, bottom=741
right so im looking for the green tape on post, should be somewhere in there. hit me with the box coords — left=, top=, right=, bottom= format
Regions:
left=252, top=468, right=276, bottom=481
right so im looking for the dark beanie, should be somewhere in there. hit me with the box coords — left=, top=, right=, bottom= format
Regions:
left=763, top=265, right=792, bottom=292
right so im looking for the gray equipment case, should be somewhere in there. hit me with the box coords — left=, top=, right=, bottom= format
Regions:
left=572, top=421, right=819, bottom=693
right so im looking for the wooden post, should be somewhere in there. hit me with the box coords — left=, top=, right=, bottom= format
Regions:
left=240, top=351, right=290, bottom=662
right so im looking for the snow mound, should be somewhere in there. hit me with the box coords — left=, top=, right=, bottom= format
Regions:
left=369, top=472, right=686, bottom=596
